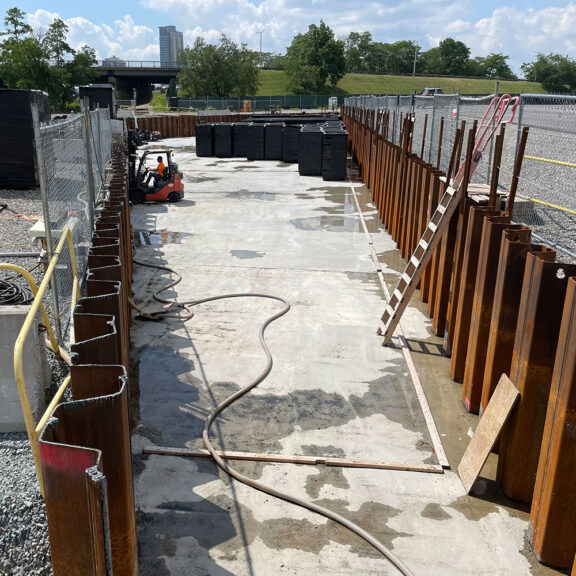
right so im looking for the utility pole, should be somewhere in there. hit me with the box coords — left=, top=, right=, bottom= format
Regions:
left=412, top=48, right=418, bottom=77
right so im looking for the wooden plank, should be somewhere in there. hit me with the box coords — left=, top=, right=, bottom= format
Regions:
left=143, top=446, right=444, bottom=474
left=458, top=374, right=520, bottom=493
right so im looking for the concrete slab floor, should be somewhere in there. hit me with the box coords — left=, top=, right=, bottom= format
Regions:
left=130, top=137, right=567, bottom=576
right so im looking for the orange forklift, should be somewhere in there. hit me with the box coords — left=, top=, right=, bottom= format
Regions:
left=129, top=148, right=184, bottom=204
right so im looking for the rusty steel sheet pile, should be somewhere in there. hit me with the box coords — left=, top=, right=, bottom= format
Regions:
left=342, top=102, right=576, bottom=570
left=530, top=276, right=576, bottom=569
left=38, top=146, right=137, bottom=576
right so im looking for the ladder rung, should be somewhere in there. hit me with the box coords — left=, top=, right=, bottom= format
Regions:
left=385, top=304, right=395, bottom=318
left=410, top=255, right=420, bottom=267
left=419, top=239, right=429, bottom=250
left=437, top=204, right=446, bottom=215
left=428, top=222, right=437, bottom=233
left=402, top=272, right=411, bottom=284
left=393, top=288, right=403, bottom=301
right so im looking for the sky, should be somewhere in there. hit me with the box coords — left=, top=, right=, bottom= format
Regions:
left=7, top=0, right=576, bottom=75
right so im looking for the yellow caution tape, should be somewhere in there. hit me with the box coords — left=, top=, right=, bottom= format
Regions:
left=524, top=155, right=576, bottom=168
left=517, top=195, right=576, bottom=216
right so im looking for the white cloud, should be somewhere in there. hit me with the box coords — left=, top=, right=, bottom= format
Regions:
left=466, top=4, right=576, bottom=73
left=22, top=1, right=576, bottom=74
left=26, top=9, right=156, bottom=60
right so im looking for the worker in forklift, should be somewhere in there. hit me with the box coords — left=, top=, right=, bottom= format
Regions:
left=145, top=156, right=166, bottom=186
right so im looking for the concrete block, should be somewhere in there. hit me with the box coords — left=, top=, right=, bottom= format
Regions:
left=0, top=306, right=51, bottom=432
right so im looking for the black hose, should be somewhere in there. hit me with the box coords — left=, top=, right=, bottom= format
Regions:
left=0, top=279, right=34, bottom=305
left=132, top=257, right=415, bottom=575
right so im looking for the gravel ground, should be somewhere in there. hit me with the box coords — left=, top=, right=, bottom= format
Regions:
left=0, top=187, right=62, bottom=576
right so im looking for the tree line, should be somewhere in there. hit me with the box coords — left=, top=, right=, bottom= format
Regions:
left=2, top=8, right=576, bottom=106
left=178, top=21, right=576, bottom=97
left=0, top=7, right=97, bottom=111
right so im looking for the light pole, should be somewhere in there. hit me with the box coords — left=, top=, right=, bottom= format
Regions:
left=412, top=47, right=418, bottom=77
left=258, top=28, right=265, bottom=55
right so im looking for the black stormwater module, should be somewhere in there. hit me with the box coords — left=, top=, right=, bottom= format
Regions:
left=247, top=123, right=265, bottom=160
left=322, top=123, right=348, bottom=181
left=264, top=123, right=284, bottom=160
left=195, top=117, right=348, bottom=180
left=214, top=123, right=234, bottom=158
left=233, top=123, right=249, bottom=157
left=0, top=89, right=51, bottom=188
left=298, top=125, right=324, bottom=176
left=282, top=124, right=301, bottom=163
left=195, top=123, right=215, bottom=157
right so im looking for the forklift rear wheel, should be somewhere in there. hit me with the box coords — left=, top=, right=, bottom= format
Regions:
left=132, top=191, right=146, bottom=204
left=168, top=192, right=180, bottom=202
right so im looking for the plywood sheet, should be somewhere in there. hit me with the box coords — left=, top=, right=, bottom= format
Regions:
left=458, top=374, right=520, bottom=493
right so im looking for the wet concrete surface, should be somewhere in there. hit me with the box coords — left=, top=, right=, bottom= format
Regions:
left=130, top=137, right=567, bottom=576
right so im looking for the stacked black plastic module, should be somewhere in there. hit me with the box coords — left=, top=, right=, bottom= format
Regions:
left=264, top=123, right=284, bottom=160
left=233, top=122, right=250, bottom=157
left=298, top=125, right=323, bottom=176
left=246, top=122, right=265, bottom=160
left=282, top=124, right=301, bottom=163
left=195, top=123, right=215, bottom=157
left=322, top=122, right=348, bottom=181
left=0, top=89, right=51, bottom=188
left=214, top=123, right=234, bottom=157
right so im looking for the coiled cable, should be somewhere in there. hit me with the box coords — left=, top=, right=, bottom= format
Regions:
left=0, top=278, right=34, bottom=305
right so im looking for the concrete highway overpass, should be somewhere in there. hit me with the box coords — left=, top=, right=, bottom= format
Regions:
left=93, top=61, right=180, bottom=105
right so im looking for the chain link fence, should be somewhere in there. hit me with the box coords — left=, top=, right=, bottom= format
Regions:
left=34, top=107, right=114, bottom=339
left=345, top=92, right=576, bottom=262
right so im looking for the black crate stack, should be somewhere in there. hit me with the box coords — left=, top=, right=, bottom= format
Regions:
left=298, top=125, right=324, bottom=176
left=0, top=89, right=51, bottom=188
left=282, top=125, right=300, bottom=163
left=264, top=123, right=284, bottom=160
left=195, top=123, right=214, bottom=157
left=322, top=123, right=348, bottom=181
left=246, top=123, right=265, bottom=160
left=195, top=118, right=348, bottom=181
left=214, top=123, right=234, bottom=158
left=233, top=123, right=249, bottom=157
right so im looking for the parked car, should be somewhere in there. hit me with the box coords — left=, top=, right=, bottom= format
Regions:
left=420, top=87, right=444, bottom=96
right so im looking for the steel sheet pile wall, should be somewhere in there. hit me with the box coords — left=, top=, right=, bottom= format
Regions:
left=342, top=102, right=576, bottom=571
left=38, top=147, right=137, bottom=576
left=125, top=114, right=250, bottom=138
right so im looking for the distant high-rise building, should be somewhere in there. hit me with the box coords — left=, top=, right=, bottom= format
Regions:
left=159, top=26, right=183, bottom=66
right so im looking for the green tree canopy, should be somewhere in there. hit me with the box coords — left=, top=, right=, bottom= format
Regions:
left=0, top=7, right=97, bottom=110
left=438, top=38, right=470, bottom=75
left=285, top=21, right=345, bottom=93
left=177, top=34, right=260, bottom=97
left=471, top=53, right=516, bottom=79
left=345, top=31, right=372, bottom=73
left=521, top=53, right=576, bottom=93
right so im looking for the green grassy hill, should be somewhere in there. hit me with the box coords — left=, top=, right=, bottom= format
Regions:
left=257, top=69, right=545, bottom=96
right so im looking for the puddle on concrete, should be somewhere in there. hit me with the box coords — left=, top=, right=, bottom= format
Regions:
left=175, top=146, right=196, bottom=153
left=137, top=491, right=408, bottom=566
left=234, top=165, right=259, bottom=169
left=379, top=249, right=406, bottom=273
left=193, top=175, right=221, bottom=183
left=421, top=503, right=452, bottom=521
left=132, top=229, right=191, bottom=247
left=290, top=215, right=361, bottom=232
left=225, top=189, right=276, bottom=201
left=344, top=270, right=381, bottom=290
left=229, top=250, right=265, bottom=259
